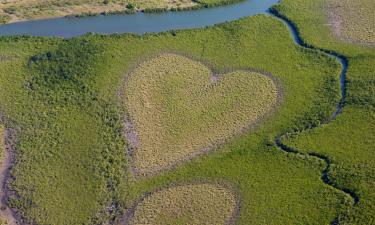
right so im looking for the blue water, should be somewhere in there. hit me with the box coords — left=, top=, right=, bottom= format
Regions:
left=0, top=0, right=278, bottom=38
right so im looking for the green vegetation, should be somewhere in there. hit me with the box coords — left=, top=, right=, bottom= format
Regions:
left=327, top=0, right=375, bottom=45
left=127, top=183, right=238, bottom=224
left=0, top=14, right=350, bottom=224
left=0, top=14, right=10, bottom=24
left=0, top=39, right=127, bottom=224
left=0, top=0, right=372, bottom=223
left=196, top=0, right=244, bottom=7
left=124, top=53, right=278, bottom=176
left=130, top=0, right=196, bottom=13
left=272, top=0, right=375, bottom=224
left=282, top=107, right=375, bottom=223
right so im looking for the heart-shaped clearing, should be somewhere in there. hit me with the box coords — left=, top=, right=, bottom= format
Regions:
left=124, top=53, right=279, bottom=176
left=124, top=183, right=239, bottom=225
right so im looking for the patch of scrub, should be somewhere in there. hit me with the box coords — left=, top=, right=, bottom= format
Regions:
left=125, top=183, right=239, bottom=225
left=327, top=0, right=375, bottom=45
left=124, top=53, right=279, bottom=176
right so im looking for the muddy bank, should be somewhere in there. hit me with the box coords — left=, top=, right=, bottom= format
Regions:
left=0, top=128, right=19, bottom=224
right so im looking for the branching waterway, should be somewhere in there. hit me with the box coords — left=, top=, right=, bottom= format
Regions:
left=0, top=0, right=355, bottom=224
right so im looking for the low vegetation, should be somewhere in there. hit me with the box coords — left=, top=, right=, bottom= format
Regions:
left=129, top=0, right=196, bottom=12
left=0, top=12, right=354, bottom=225
left=272, top=0, right=375, bottom=224
left=282, top=107, right=375, bottom=224
left=126, top=183, right=238, bottom=225
left=196, top=0, right=244, bottom=7
left=0, top=0, right=372, bottom=223
left=124, top=53, right=278, bottom=176
left=0, top=39, right=128, bottom=224
left=327, top=0, right=375, bottom=45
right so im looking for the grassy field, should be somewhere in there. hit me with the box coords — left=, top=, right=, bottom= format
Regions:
left=0, top=13, right=351, bottom=224
left=124, top=53, right=278, bottom=176
left=272, top=0, right=375, bottom=224
left=327, top=0, right=375, bottom=45
left=282, top=107, right=375, bottom=224
left=125, top=183, right=238, bottom=224
left=0, top=0, right=238, bottom=24
left=0, top=0, right=372, bottom=224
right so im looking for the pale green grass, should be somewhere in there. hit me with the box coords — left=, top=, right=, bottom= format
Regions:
left=128, top=183, right=238, bottom=225
left=282, top=107, right=375, bottom=223
left=124, top=53, right=278, bottom=176
left=0, top=15, right=347, bottom=224
left=272, top=1, right=375, bottom=223
left=129, top=0, right=195, bottom=10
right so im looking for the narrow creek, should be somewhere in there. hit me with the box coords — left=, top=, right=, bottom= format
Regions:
left=268, top=9, right=358, bottom=225
left=0, top=0, right=357, bottom=224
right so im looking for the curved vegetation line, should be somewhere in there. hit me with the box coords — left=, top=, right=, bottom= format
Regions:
left=268, top=8, right=359, bottom=224
left=121, top=53, right=283, bottom=177
left=121, top=182, right=241, bottom=225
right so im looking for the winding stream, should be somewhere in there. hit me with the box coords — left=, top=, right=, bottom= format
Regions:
left=268, top=9, right=357, bottom=225
left=0, top=0, right=356, bottom=224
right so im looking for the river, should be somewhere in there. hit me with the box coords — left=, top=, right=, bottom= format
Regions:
left=0, top=0, right=278, bottom=38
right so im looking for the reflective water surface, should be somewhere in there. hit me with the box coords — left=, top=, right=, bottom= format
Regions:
left=0, top=0, right=278, bottom=38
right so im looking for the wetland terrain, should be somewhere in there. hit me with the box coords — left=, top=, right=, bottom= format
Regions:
left=0, top=0, right=373, bottom=224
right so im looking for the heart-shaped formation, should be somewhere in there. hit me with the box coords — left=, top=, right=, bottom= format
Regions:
left=125, top=183, right=239, bottom=225
left=124, top=53, right=279, bottom=176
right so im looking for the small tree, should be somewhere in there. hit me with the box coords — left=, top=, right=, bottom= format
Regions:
left=126, top=3, right=135, bottom=10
